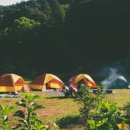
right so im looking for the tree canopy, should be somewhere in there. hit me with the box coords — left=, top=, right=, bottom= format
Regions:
left=0, top=0, right=130, bottom=79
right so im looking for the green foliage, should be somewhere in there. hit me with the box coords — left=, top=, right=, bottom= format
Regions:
left=45, top=121, right=59, bottom=130
left=14, top=17, right=40, bottom=31
left=123, top=102, right=130, bottom=116
left=74, top=86, right=129, bottom=129
left=0, top=0, right=130, bottom=75
left=61, top=4, right=70, bottom=14
left=74, top=87, right=104, bottom=126
left=14, top=93, right=46, bottom=130
left=57, top=115, right=81, bottom=128
left=0, top=105, right=14, bottom=130
left=122, top=102, right=130, bottom=126
left=88, top=100, right=127, bottom=130
left=48, top=0, right=65, bottom=25
left=0, top=93, right=59, bottom=130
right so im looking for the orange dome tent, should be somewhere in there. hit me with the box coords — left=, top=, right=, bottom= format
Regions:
left=0, top=74, right=26, bottom=92
left=69, top=74, right=97, bottom=89
left=29, top=73, right=64, bottom=91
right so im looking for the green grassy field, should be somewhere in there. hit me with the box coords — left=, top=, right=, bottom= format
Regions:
left=0, top=89, right=130, bottom=129
left=104, top=89, right=130, bottom=107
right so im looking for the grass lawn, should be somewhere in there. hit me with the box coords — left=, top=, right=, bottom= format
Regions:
left=105, top=89, right=130, bottom=107
left=0, top=89, right=130, bottom=129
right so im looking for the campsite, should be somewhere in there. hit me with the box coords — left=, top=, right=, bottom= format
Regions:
left=0, top=73, right=129, bottom=129
left=0, top=88, right=130, bottom=129
left=1, top=0, right=130, bottom=129
left=0, top=89, right=130, bottom=129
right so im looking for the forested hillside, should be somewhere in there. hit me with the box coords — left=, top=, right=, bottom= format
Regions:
left=0, top=0, right=130, bottom=80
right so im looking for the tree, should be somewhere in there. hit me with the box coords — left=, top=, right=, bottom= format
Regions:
left=14, top=16, right=40, bottom=31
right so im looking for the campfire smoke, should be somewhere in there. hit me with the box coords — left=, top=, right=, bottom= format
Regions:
left=101, top=68, right=128, bottom=92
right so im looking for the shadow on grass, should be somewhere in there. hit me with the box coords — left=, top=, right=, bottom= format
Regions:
left=45, top=96, right=72, bottom=99
left=57, top=115, right=82, bottom=128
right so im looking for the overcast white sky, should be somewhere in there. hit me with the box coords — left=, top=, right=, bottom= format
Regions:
left=0, top=0, right=28, bottom=6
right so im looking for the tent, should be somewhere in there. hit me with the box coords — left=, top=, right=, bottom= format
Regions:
left=69, top=74, right=97, bottom=89
left=109, top=75, right=129, bottom=89
left=102, top=75, right=128, bottom=89
left=0, top=74, right=26, bottom=92
left=29, top=73, right=64, bottom=91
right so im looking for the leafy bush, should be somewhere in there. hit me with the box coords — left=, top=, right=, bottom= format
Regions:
left=14, top=93, right=45, bottom=130
left=0, top=105, right=14, bottom=130
left=57, top=115, right=81, bottom=128
left=122, top=102, right=130, bottom=126
left=74, top=86, right=129, bottom=130
left=14, top=93, right=59, bottom=130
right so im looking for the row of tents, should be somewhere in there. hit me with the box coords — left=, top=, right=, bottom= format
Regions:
left=0, top=73, right=97, bottom=93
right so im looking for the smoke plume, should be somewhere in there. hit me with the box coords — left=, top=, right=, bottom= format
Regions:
left=101, top=68, right=128, bottom=92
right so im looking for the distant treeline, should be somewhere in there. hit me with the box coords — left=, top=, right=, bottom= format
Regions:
left=0, top=0, right=130, bottom=79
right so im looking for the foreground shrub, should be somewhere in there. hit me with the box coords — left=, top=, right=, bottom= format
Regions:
left=122, top=102, right=130, bottom=126
left=74, top=86, right=129, bottom=130
left=0, top=105, right=14, bottom=130
left=14, top=93, right=46, bottom=130
left=57, top=115, right=82, bottom=128
left=0, top=93, right=60, bottom=130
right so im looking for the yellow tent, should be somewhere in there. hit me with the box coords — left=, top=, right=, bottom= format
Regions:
left=0, top=74, right=26, bottom=92
left=29, top=73, right=64, bottom=91
left=69, top=74, right=97, bottom=89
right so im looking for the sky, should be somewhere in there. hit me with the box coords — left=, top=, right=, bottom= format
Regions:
left=0, top=0, right=28, bottom=6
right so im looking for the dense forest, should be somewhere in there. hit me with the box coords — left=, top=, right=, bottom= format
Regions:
left=0, top=0, right=130, bottom=81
